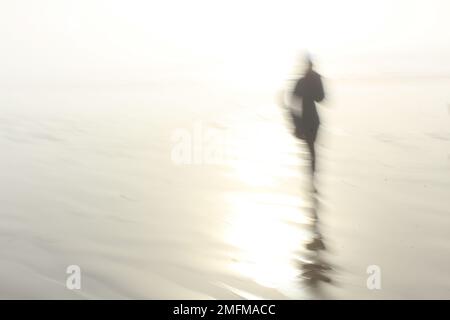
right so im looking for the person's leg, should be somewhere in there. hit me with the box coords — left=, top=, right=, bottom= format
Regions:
left=305, top=126, right=317, bottom=173
left=306, top=137, right=316, bottom=174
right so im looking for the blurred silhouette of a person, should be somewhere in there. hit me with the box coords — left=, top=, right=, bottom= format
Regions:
left=275, top=56, right=334, bottom=296
left=281, top=54, right=325, bottom=189
left=277, top=55, right=332, bottom=294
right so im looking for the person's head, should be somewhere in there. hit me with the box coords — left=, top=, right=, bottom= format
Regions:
left=304, top=53, right=314, bottom=72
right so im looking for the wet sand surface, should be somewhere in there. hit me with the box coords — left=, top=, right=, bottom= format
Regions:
left=0, top=78, right=449, bottom=299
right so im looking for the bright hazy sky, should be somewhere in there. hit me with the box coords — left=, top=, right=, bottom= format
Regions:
left=1, top=0, right=449, bottom=84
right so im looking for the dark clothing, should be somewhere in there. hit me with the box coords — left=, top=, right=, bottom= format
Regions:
left=291, top=70, right=324, bottom=142
left=290, top=69, right=324, bottom=174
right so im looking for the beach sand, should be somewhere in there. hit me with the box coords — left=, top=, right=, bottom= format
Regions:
left=0, top=77, right=449, bottom=299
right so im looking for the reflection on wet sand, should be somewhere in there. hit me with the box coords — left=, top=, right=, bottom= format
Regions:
left=299, top=193, right=334, bottom=294
left=223, top=143, right=335, bottom=298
